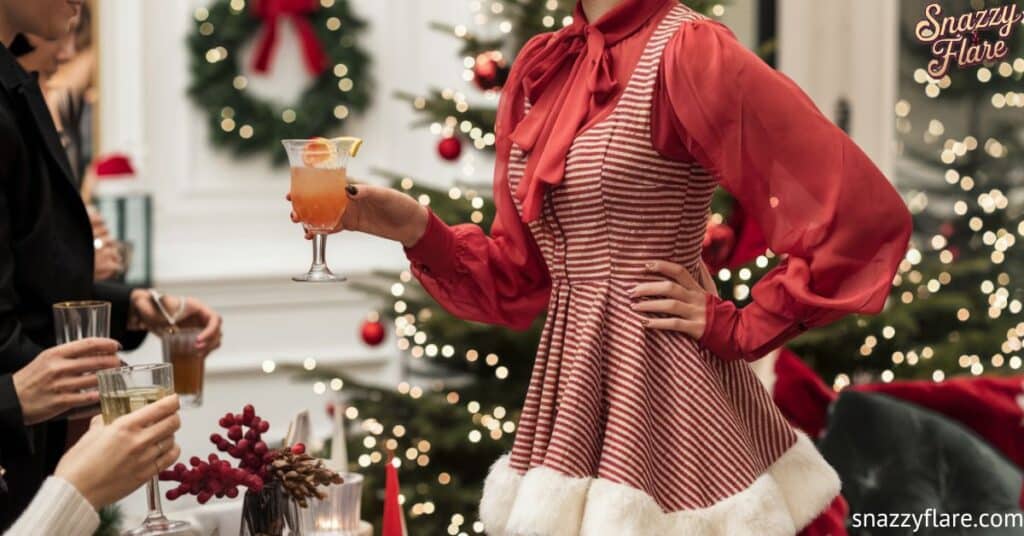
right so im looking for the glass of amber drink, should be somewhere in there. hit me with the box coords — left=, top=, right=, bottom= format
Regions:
left=282, top=137, right=363, bottom=283
left=161, top=327, right=204, bottom=408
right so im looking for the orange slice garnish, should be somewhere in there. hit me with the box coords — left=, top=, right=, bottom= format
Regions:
left=302, top=137, right=336, bottom=167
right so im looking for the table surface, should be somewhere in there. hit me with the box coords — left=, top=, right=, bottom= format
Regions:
left=123, top=500, right=373, bottom=536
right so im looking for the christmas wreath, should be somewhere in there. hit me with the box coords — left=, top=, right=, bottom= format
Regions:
left=187, top=0, right=371, bottom=164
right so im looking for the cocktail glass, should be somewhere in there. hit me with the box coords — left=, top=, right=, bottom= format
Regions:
left=282, top=137, right=363, bottom=283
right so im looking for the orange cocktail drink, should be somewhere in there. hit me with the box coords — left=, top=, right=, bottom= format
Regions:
left=282, top=136, right=363, bottom=283
left=290, top=166, right=349, bottom=233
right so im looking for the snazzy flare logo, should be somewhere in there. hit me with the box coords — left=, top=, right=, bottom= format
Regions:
left=914, top=2, right=1023, bottom=79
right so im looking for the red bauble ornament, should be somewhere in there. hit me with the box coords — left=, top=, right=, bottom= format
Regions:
left=437, top=136, right=463, bottom=161
left=701, top=221, right=737, bottom=272
left=360, top=318, right=385, bottom=346
left=472, top=50, right=510, bottom=91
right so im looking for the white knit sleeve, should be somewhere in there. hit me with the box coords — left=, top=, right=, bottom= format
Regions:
left=4, top=476, right=99, bottom=536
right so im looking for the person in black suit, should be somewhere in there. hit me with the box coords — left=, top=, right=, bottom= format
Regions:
left=0, top=1, right=223, bottom=528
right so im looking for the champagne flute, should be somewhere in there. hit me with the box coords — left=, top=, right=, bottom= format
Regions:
left=282, top=136, right=363, bottom=283
left=97, top=364, right=190, bottom=536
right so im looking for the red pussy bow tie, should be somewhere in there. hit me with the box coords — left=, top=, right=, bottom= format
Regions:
left=499, top=0, right=672, bottom=222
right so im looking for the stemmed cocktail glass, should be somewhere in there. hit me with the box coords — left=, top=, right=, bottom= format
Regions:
left=282, top=137, right=362, bottom=283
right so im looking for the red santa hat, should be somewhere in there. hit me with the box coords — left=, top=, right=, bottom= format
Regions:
left=754, top=348, right=1024, bottom=470
left=853, top=375, right=1024, bottom=469
left=93, top=153, right=137, bottom=179
left=749, top=347, right=837, bottom=439
left=799, top=495, right=849, bottom=536
left=753, top=346, right=1024, bottom=510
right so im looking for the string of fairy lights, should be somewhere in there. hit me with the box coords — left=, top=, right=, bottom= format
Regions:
left=258, top=1, right=1021, bottom=532
left=194, top=0, right=360, bottom=145
left=833, top=54, right=1024, bottom=391
left=276, top=4, right=583, bottom=532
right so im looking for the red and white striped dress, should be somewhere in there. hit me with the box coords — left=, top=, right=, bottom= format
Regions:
left=405, top=1, right=911, bottom=533
left=470, top=5, right=838, bottom=535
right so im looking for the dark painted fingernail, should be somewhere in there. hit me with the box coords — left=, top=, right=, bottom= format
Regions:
left=346, top=184, right=358, bottom=195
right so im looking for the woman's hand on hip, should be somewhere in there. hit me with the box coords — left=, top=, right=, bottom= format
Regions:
left=630, top=260, right=708, bottom=341
left=287, top=183, right=428, bottom=247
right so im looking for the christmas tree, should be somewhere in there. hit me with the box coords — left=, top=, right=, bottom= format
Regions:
left=297, top=1, right=1024, bottom=533
left=787, top=0, right=1024, bottom=388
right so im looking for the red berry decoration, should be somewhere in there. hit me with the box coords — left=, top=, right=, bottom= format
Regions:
left=360, top=317, right=386, bottom=346
left=161, top=404, right=274, bottom=503
left=472, top=50, right=510, bottom=91
left=437, top=136, right=462, bottom=162
left=160, top=404, right=341, bottom=507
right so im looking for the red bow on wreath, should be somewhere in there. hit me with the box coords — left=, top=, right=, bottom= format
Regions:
left=251, top=0, right=328, bottom=76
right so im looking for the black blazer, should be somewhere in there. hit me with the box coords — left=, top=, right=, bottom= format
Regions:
left=0, top=43, right=146, bottom=528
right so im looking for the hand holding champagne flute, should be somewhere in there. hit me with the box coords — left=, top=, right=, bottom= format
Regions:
left=55, top=396, right=181, bottom=510
left=97, top=364, right=190, bottom=536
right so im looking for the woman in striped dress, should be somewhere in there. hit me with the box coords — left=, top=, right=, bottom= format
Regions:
left=296, top=0, right=913, bottom=534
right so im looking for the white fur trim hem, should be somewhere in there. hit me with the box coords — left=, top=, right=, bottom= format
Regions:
left=479, top=430, right=840, bottom=536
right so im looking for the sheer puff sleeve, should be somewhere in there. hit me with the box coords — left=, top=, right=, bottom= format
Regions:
left=402, top=185, right=551, bottom=330
left=402, top=38, right=552, bottom=331
left=655, top=19, right=912, bottom=362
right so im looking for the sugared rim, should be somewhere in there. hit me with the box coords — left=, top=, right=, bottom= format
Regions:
left=281, top=137, right=363, bottom=157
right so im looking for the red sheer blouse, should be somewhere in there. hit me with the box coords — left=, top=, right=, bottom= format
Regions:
left=403, top=2, right=913, bottom=362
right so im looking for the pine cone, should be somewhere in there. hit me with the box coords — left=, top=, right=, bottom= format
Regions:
left=268, top=448, right=344, bottom=506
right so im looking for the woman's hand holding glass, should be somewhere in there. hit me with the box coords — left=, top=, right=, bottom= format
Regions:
left=128, top=291, right=223, bottom=356
left=286, top=183, right=429, bottom=248
left=12, top=338, right=122, bottom=425
left=55, top=395, right=181, bottom=510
